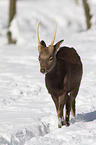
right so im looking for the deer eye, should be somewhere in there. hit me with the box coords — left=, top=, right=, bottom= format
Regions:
left=49, top=57, right=53, bottom=61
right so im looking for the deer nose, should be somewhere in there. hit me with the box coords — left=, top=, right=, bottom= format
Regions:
left=40, top=68, right=46, bottom=74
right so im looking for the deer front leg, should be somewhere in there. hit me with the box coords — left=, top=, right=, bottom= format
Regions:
left=51, top=95, right=58, bottom=112
left=58, top=93, right=67, bottom=128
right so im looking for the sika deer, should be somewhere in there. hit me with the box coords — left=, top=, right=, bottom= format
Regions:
left=37, top=20, right=83, bottom=128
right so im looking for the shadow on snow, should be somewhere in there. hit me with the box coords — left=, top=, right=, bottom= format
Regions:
left=71, top=110, right=96, bottom=124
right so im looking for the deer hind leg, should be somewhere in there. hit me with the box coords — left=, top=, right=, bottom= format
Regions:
left=71, top=98, right=76, bottom=117
left=65, top=94, right=72, bottom=126
left=70, top=88, right=79, bottom=117
left=58, top=93, right=67, bottom=128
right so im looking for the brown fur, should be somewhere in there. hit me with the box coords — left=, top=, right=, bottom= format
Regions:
left=38, top=40, right=83, bottom=128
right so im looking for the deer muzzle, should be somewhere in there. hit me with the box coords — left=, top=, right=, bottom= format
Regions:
left=40, top=67, right=47, bottom=74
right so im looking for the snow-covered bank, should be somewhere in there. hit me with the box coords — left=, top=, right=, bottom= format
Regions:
left=0, top=0, right=96, bottom=145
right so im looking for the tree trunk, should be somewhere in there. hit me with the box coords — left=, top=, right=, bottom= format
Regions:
left=75, top=0, right=79, bottom=5
left=8, top=0, right=17, bottom=27
left=7, top=0, right=17, bottom=44
left=82, top=0, right=92, bottom=30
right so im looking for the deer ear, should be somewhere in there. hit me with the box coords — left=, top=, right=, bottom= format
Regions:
left=54, top=40, right=64, bottom=51
left=40, top=40, right=46, bottom=47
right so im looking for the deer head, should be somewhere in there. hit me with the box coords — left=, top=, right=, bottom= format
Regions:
left=37, top=20, right=64, bottom=74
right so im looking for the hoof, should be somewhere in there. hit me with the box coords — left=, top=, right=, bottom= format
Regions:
left=58, top=118, right=62, bottom=128
left=61, top=120, right=66, bottom=126
left=58, top=124, right=62, bottom=128
left=62, top=120, right=70, bottom=127
left=66, top=122, right=70, bottom=127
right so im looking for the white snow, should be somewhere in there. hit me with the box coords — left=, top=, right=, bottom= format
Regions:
left=0, top=0, right=96, bottom=145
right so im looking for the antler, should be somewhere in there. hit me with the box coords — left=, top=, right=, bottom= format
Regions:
left=51, top=19, right=56, bottom=46
left=36, top=19, right=57, bottom=51
left=36, top=19, right=41, bottom=46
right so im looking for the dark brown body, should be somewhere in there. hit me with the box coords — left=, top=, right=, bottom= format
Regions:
left=45, top=47, right=83, bottom=127
left=36, top=20, right=83, bottom=127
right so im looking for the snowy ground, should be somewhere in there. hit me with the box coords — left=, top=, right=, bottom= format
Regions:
left=0, top=0, right=96, bottom=145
